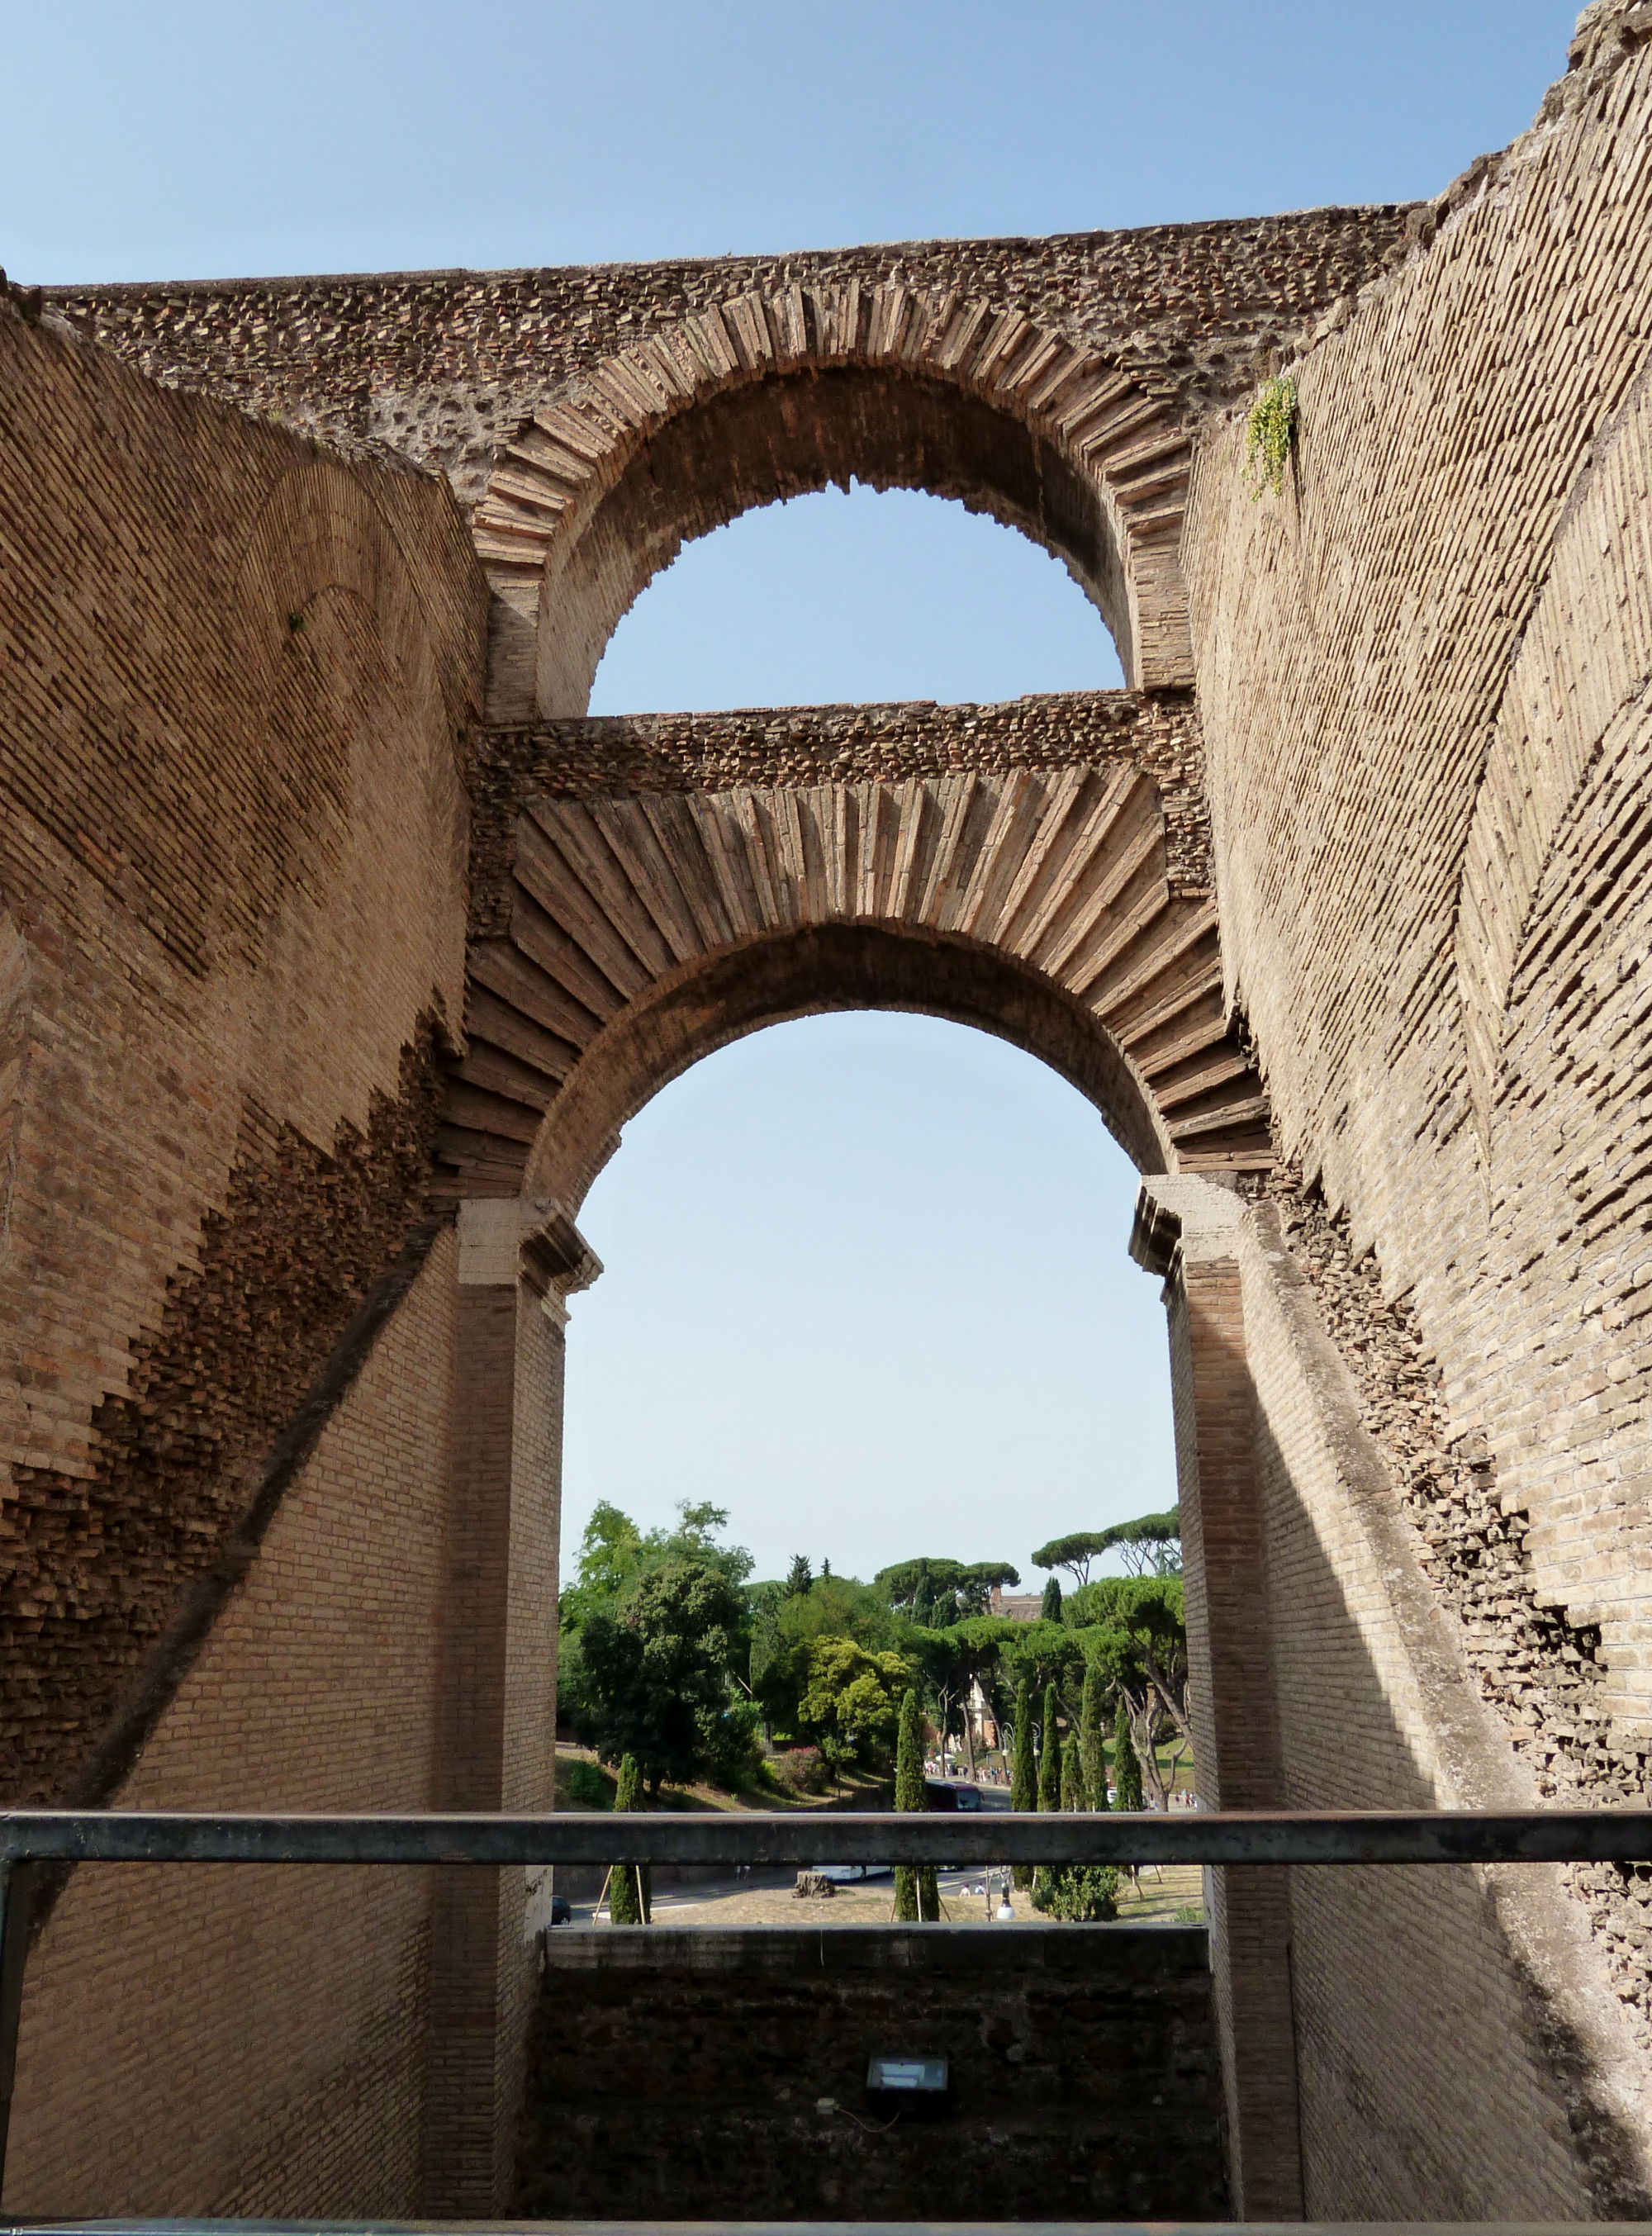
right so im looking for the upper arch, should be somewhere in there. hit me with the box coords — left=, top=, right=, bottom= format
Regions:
left=472, top=282, right=1196, bottom=718
left=437, top=694, right=1272, bottom=1202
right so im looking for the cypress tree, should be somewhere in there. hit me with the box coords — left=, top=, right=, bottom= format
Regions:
left=1041, top=1574, right=1063, bottom=1621
left=1080, top=1665, right=1106, bottom=1811
left=1061, top=1733, right=1081, bottom=1811
left=1113, top=1700, right=1144, bottom=1812
left=894, top=1687, right=924, bottom=1921
left=1037, top=1682, right=1061, bottom=1812
left=607, top=1754, right=648, bottom=1925
left=1009, top=1679, right=1037, bottom=1889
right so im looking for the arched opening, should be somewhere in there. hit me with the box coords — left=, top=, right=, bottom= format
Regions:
left=539, top=366, right=1136, bottom=713
left=475, top=288, right=1196, bottom=719
left=560, top=1009, right=1175, bottom=1588
left=521, top=920, right=1174, bottom=1216
left=588, top=482, right=1127, bottom=713
left=450, top=296, right=1258, bottom=2221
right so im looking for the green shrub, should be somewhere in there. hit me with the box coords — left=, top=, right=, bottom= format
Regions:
left=769, top=1745, right=831, bottom=1796
left=1032, top=1865, right=1119, bottom=1922
left=1245, top=374, right=1298, bottom=499
left=567, top=1759, right=610, bottom=1809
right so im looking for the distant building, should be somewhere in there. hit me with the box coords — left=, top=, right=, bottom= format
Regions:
left=989, top=1588, right=1046, bottom=1624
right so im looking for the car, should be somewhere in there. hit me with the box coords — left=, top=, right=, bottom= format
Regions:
left=808, top=1862, right=893, bottom=1882
left=549, top=1893, right=572, bottom=1925
left=923, top=1778, right=960, bottom=1811
left=950, top=1783, right=983, bottom=1811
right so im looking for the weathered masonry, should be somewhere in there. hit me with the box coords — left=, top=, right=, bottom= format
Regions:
left=5, top=0, right=1652, bottom=2217
left=520, top=1924, right=1225, bottom=2221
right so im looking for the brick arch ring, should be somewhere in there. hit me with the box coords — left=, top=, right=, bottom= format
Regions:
left=439, top=729, right=1275, bottom=1207
left=471, top=282, right=1197, bottom=719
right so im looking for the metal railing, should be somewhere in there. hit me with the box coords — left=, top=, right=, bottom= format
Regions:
left=2, top=1804, right=1650, bottom=2212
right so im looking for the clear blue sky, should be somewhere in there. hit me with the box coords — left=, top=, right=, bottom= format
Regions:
left=1, top=1, right=1578, bottom=1586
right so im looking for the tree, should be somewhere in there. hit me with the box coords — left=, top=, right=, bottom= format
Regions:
left=1035, top=1735, right=1116, bottom=1922
left=1113, top=1697, right=1144, bottom=1811
left=789, top=1635, right=911, bottom=1768
left=748, top=1581, right=784, bottom=1705
left=1037, top=1682, right=1061, bottom=1812
left=655, top=1501, right=757, bottom=1587
left=1030, top=1531, right=1113, bottom=1587
left=606, top=1753, right=649, bottom=1924
left=749, top=1572, right=906, bottom=1740
left=1061, top=1734, right=1082, bottom=1812
left=1080, top=1664, right=1106, bottom=1811
left=892, top=1688, right=939, bottom=1921
left=1009, top=1678, right=1037, bottom=1890
left=568, top=1501, right=644, bottom=1608
left=1067, top=1575, right=1191, bottom=1808
left=1031, top=1511, right=1182, bottom=1589
left=772, top=1570, right=901, bottom=1651
left=576, top=1558, right=746, bottom=1792
left=875, top=1558, right=1021, bottom=1620
left=1033, top=1737, right=1118, bottom=1920
left=905, top=1614, right=1019, bottom=1785
left=1041, top=1574, right=1063, bottom=1621
left=1001, top=1616, right=1086, bottom=1705
left=786, top=1554, right=814, bottom=1596
left=560, top=1500, right=757, bottom=1737
left=1093, top=1507, right=1183, bottom=1578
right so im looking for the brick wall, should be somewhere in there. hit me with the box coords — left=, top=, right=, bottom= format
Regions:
left=423, top=1203, right=573, bottom=2215
left=0, top=286, right=493, bottom=2216
left=523, top=1924, right=1225, bottom=2221
left=1160, top=1194, right=1301, bottom=2219
left=5, top=1236, right=458, bottom=2218
left=1175, top=7, right=1652, bottom=2211
left=0, top=289, right=486, bottom=1819
left=45, top=209, right=1414, bottom=719
left=1236, top=1199, right=1643, bottom=2215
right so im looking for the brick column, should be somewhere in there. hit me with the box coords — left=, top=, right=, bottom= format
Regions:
left=1132, top=1177, right=1302, bottom=2220
left=423, top=1199, right=599, bottom=2217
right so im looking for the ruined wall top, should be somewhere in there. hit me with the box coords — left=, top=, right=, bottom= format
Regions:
left=45, top=210, right=1413, bottom=508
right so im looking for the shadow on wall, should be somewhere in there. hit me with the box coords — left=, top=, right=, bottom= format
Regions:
left=520, top=1925, right=1223, bottom=2221
left=1249, top=1395, right=1648, bottom=2221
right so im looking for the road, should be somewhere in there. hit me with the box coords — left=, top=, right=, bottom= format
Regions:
left=562, top=1778, right=1027, bottom=1927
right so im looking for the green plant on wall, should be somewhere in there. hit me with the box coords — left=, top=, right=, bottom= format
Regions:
left=1244, top=375, right=1298, bottom=500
